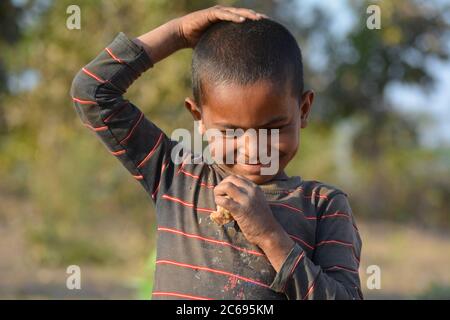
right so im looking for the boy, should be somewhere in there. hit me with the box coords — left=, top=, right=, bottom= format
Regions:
left=71, top=6, right=362, bottom=300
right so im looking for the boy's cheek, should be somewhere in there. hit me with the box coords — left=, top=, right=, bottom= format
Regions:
left=279, top=133, right=299, bottom=152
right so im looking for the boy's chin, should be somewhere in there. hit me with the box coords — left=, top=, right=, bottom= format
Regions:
left=241, top=173, right=278, bottom=185
left=222, top=164, right=280, bottom=185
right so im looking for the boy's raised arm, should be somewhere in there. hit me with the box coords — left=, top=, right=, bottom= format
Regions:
left=70, top=31, right=175, bottom=201
left=70, top=6, right=263, bottom=201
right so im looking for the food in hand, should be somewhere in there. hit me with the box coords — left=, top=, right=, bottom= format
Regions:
left=210, top=197, right=234, bottom=225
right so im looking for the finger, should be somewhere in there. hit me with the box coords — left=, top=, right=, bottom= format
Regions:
left=232, top=8, right=269, bottom=20
left=225, top=174, right=257, bottom=191
left=222, top=7, right=263, bottom=20
left=211, top=7, right=246, bottom=23
left=223, top=175, right=254, bottom=192
left=234, top=175, right=257, bottom=188
left=214, top=180, right=247, bottom=197
left=214, top=195, right=241, bottom=214
left=214, top=181, right=247, bottom=202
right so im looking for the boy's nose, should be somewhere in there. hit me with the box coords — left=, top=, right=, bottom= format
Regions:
left=237, top=133, right=260, bottom=164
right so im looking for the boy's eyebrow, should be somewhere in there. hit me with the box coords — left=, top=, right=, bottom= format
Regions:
left=213, top=115, right=289, bottom=129
left=260, top=115, right=290, bottom=127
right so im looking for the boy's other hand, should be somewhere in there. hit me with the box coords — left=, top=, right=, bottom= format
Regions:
left=214, top=174, right=295, bottom=271
left=213, top=175, right=281, bottom=246
left=176, top=5, right=267, bottom=48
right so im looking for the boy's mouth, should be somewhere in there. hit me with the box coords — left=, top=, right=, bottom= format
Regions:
left=214, top=151, right=284, bottom=178
left=216, top=161, right=283, bottom=185
left=228, top=160, right=272, bottom=175
left=238, top=162, right=264, bottom=174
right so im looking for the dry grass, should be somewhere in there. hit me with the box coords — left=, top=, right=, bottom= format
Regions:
left=359, top=221, right=450, bottom=299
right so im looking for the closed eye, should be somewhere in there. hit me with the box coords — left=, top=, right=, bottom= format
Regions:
left=219, top=129, right=244, bottom=138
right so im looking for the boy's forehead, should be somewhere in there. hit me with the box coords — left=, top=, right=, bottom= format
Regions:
left=201, top=80, right=297, bottom=128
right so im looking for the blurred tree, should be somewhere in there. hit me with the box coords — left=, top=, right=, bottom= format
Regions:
left=278, top=0, right=450, bottom=119
left=273, top=0, right=449, bottom=156
left=0, top=0, right=30, bottom=133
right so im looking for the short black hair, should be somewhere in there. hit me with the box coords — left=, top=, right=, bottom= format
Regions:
left=192, top=18, right=304, bottom=107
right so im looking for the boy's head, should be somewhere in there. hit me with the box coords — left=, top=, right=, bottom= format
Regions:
left=185, top=18, right=314, bottom=184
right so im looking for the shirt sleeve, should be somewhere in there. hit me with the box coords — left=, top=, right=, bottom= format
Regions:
left=70, top=32, right=179, bottom=203
left=270, top=192, right=363, bottom=300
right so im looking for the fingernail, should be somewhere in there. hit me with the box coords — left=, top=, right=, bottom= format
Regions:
left=239, top=16, right=245, bottom=21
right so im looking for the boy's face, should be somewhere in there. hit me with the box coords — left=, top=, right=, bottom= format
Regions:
left=185, top=80, right=314, bottom=185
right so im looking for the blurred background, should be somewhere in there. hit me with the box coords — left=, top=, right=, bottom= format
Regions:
left=0, top=0, right=449, bottom=299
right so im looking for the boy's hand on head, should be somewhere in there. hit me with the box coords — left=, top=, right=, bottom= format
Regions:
left=134, top=6, right=266, bottom=65
left=213, top=175, right=280, bottom=246
left=176, top=5, right=267, bottom=48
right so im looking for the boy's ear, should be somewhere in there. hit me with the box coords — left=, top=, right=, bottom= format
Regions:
left=184, top=97, right=205, bottom=134
left=299, top=90, right=314, bottom=129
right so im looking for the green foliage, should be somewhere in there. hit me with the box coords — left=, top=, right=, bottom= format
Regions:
left=28, top=226, right=121, bottom=266
left=135, top=249, right=157, bottom=300
left=417, top=283, right=450, bottom=300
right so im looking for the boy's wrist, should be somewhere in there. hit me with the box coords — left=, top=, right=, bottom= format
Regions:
left=257, top=226, right=295, bottom=272
left=169, top=18, right=190, bottom=50
left=134, top=18, right=186, bottom=64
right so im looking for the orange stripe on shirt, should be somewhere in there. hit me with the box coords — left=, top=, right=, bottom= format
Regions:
left=178, top=169, right=216, bottom=189
left=316, top=239, right=353, bottom=248
left=290, top=252, right=305, bottom=276
left=111, top=149, right=126, bottom=156
left=72, top=97, right=97, bottom=105
left=120, top=112, right=144, bottom=144
left=105, top=47, right=125, bottom=64
left=84, top=123, right=108, bottom=132
left=268, top=202, right=317, bottom=220
left=137, top=132, right=164, bottom=168
left=151, top=159, right=171, bottom=199
left=156, top=259, right=270, bottom=288
left=158, top=226, right=264, bottom=257
left=103, top=102, right=129, bottom=123
left=82, top=67, right=106, bottom=83
left=288, top=234, right=314, bottom=250
left=324, top=265, right=359, bottom=274
left=152, top=291, right=213, bottom=300
left=316, top=240, right=360, bottom=263
left=161, top=194, right=215, bottom=213
left=302, top=278, right=317, bottom=300
left=282, top=251, right=305, bottom=292
left=320, top=212, right=351, bottom=220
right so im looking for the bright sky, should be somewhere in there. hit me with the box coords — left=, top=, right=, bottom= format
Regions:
left=296, top=0, right=450, bottom=147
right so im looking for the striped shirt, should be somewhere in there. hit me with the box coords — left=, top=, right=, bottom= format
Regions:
left=70, top=32, right=363, bottom=300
